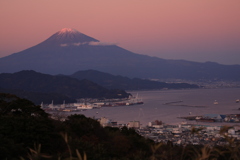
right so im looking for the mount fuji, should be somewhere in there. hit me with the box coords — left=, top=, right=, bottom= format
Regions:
left=0, top=28, right=240, bottom=81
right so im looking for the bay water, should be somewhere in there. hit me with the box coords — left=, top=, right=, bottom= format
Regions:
left=72, top=88, right=240, bottom=126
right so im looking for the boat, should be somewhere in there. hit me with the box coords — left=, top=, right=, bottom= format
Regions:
left=236, top=99, right=239, bottom=103
left=74, top=103, right=93, bottom=109
left=213, top=100, right=218, bottom=105
left=195, top=116, right=202, bottom=120
left=128, top=93, right=144, bottom=105
left=73, top=103, right=82, bottom=107
left=77, top=104, right=93, bottom=110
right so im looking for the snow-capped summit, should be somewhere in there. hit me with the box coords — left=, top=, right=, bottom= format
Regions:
left=42, top=28, right=99, bottom=46
left=57, top=28, right=78, bottom=34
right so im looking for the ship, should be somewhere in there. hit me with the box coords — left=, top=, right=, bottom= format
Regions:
left=213, top=100, right=218, bottom=105
left=73, top=103, right=93, bottom=110
left=196, top=118, right=215, bottom=122
left=128, top=93, right=144, bottom=105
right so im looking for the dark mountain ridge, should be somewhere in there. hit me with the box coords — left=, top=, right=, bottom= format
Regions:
left=71, top=69, right=199, bottom=90
left=0, top=28, right=240, bottom=81
left=0, top=70, right=130, bottom=104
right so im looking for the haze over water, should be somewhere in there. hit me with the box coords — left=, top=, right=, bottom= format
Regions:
left=77, top=88, right=240, bottom=126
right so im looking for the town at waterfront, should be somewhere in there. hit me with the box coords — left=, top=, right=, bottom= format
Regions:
left=42, top=97, right=240, bottom=147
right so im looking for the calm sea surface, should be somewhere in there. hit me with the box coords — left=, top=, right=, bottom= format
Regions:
left=71, top=88, right=240, bottom=126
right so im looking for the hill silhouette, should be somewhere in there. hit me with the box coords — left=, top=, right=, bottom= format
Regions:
left=71, top=69, right=199, bottom=90
left=0, top=70, right=130, bottom=104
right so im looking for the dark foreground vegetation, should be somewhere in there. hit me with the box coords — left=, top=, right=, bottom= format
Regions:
left=0, top=93, right=240, bottom=160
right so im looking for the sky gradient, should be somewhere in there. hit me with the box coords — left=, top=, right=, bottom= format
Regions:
left=1, top=0, right=240, bottom=65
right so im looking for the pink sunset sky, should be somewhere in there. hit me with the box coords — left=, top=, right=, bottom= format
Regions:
left=0, top=0, right=240, bottom=65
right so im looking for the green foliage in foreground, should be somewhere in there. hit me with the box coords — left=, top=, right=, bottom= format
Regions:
left=1, top=93, right=240, bottom=160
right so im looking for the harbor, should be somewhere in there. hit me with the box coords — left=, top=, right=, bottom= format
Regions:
left=41, top=88, right=240, bottom=146
left=41, top=94, right=144, bottom=112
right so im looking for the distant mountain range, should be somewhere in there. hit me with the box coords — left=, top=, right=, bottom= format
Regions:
left=0, top=70, right=130, bottom=104
left=0, top=28, right=240, bottom=81
left=71, top=70, right=199, bottom=90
